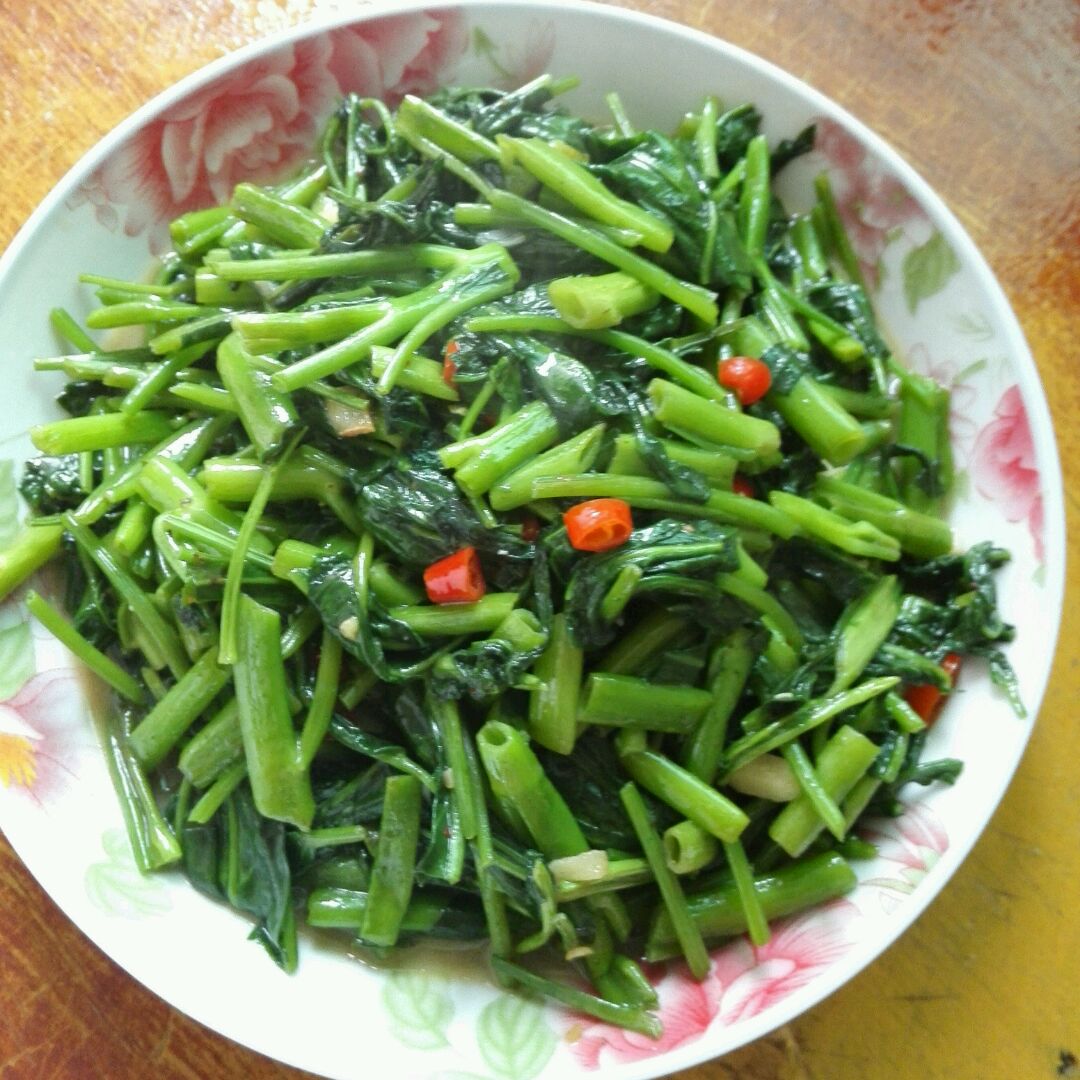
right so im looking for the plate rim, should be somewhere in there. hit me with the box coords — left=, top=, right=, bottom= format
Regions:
left=0, top=2, right=1066, bottom=1077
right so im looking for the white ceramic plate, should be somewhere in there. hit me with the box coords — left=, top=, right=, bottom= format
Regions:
left=0, top=2, right=1064, bottom=1077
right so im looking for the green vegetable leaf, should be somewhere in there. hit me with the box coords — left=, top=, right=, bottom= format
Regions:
left=594, top=132, right=753, bottom=290
left=477, top=993, right=557, bottom=1080
left=180, top=788, right=296, bottom=969
left=329, top=715, right=437, bottom=792
left=761, top=343, right=813, bottom=396
left=902, top=230, right=960, bottom=313
left=0, top=73, right=1023, bottom=1038
left=357, top=456, right=534, bottom=574
left=383, top=970, right=455, bottom=1050
left=771, top=123, right=816, bottom=173
left=560, top=518, right=741, bottom=649
left=806, top=282, right=889, bottom=360
left=429, top=637, right=545, bottom=702
left=538, top=734, right=643, bottom=849
left=18, top=455, right=83, bottom=516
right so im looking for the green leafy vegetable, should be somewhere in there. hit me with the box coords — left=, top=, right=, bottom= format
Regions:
left=0, top=73, right=1021, bottom=1043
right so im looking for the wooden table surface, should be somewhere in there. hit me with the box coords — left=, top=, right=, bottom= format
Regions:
left=0, top=2, right=1076, bottom=1078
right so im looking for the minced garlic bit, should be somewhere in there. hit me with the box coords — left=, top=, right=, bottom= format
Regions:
left=726, top=753, right=801, bottom=801
left=325, top=398, right=375, bottom=438
left=548, top=849, right=609, bottom=883
left=564, top=945, right=595, bottom=962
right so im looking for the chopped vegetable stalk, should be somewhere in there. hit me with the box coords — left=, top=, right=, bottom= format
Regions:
left=646, top=852, right=857, bottom=959
left=768, top=726, right=881, bottom=856
left=390, top=594, right=517, bottom=637
left=216, top=333, right=299, bottom=459
left=532, top=474, right=797, bottom=538
left=129, top=646, right=231, bottom=769
left=477, top=721, right=589, bottom=859
left=230, top=182, right=327, bottom=248
left=64, top=514, right=191, bottom=678
left=662, top=820, right=719, bottom=875
left=177, top=700, right=243, bottom=788
left=894, top=365, right=953, bottom=511
left=31, top=412, right=175, bottom=455
left=621, top=782, right=710, bottom=979
left=718, top=677, right=898, bottom=778
left=682, top=629, right=756, bottom=783
left=270, top=245, right=519, bottom=392
left=486, top=189, right=718, bottom=324
left=722, top=837, right=771, bottom=946
left=466, top=314, right=729, bottom=402
left=25, top=590, right=144, bottom=703
left=233, top=595, right=314, bottom=829
left=547, top=271, right=660, bottom=328
left=0, top=522, right=64, bottom=602
left=370, top=345, right=458, bottom=401
left=102, top=723, right=182, bottom=873
left=299, top=632, right=343, bottom=767
left=768, top=373, right=868, bottom=466
left=816, top=475, right=953, bottom=558
left=830, top=575, right=902, bottom=693
left=580, top=673, right=713, bottom=733
left=500, top=135, right=674, bottom=253
left=528, top=613, right=584, bottom=755
left=396, top=94, right=501, bottom=163
left=649, top=378, right=781, bottom=457
left=738, top=135, right=771, bottom=256
left=361, top=774, right=423, bottom=946
left=616, top=730, right=749, bottom=843
left=768, top=491, right=901, bottom=561
left=451, top=401, right=561, bottom=497
left=492, top=958, right=662, bottom=1039
left=490, top=424, right=606, bottom=510
left=781, top=740, right=848, bottom=841
left=607, top=434, right=738, bottom=489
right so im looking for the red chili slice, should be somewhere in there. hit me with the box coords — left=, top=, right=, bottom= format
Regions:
left=442, top=339, right=460, bottom=386
left=423, top=545, right=485, bottom=604
left=904, top=652, right=962, bottom=725
left=731, top=475, right=756, bottom=499
left=563, top=498, right=633, bottom=552
left=717, top=355, right=772, bottom=406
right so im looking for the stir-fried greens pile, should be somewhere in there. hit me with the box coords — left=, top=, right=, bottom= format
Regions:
left=0, top=76, right=1021, bottom=1035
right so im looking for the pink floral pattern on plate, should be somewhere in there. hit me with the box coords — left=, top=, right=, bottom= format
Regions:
left=67, top=10, right=467, bottom=251
left=473, top=18, right=557, bottom=88
left=812, top=117, right=926, bottom=288
left=860, top=801, right=950, bottom=914
left=904, top=343, right=981, bottom=461
left=0, top=669, right=88, bottom=804
left=568, top=802, right=952, bottom=1066
left=569, top=900, right=860, bottom=1068
left=970, top=385, right=1044, bottom=562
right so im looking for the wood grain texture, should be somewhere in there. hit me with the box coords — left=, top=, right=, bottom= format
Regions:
left=0, top=2, right=1076, bottom=1078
